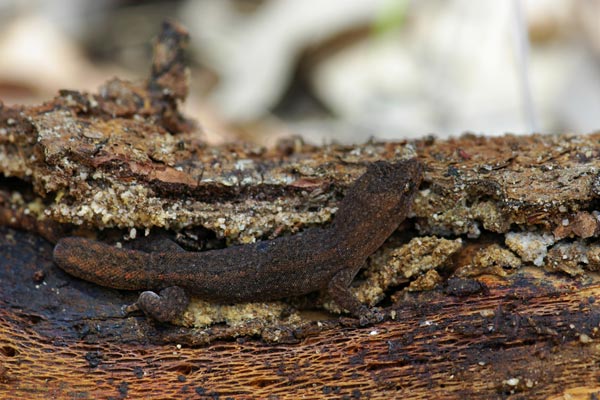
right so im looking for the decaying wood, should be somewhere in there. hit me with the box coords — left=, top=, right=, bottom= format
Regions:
left=1, top=229, right=599, bottom=399
left=1, top=20, right=600, bottom=399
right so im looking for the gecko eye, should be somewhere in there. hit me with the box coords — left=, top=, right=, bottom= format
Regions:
left=404, top=180, right=418, bottom=192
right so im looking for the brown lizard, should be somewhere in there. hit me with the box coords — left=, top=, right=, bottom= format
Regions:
left=53, top=159, right=423, bottom=324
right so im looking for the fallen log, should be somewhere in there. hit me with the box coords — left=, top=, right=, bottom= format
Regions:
left=1, top=20, right=599, bottom=399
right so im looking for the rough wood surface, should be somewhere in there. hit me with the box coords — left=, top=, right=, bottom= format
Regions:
left=1, top=228, right=599, bottom=399
left=1, top=20, right=600, bottom=399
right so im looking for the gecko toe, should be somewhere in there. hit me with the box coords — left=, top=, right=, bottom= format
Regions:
left=358, top=306, right=385, bottom=326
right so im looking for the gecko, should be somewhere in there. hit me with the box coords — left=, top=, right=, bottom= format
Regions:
left=53, top=158, right=423, bottom=324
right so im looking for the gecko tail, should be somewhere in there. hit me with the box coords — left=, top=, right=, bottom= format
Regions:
left=53, top=237, right=152, bottom=290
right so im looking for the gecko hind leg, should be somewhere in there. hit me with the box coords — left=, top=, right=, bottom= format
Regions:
left=124, top=286, right=189, bottom=322
left=328, top=268, right=384, bottom=326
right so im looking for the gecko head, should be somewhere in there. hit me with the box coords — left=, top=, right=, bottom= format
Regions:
left=366, top=159, right=423, bottom=229
left=357, top=158, right=424, bottom=220
left=333, top=157, right=423, bottom=226
left=331, top=157, right=423, bottom=236
left=364, top=158, right=423, bottom=199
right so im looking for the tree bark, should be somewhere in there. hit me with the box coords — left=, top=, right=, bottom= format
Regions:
left=1, top=20, right=599, bottom=399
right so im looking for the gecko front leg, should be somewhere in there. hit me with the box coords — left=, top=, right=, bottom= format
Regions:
left=327, top=268, right=384, bottom=326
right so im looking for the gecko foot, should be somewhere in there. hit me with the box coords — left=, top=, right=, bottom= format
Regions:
left=357, top=306, right=385, bottom=326
left=124, top=286, right=189, bottom=322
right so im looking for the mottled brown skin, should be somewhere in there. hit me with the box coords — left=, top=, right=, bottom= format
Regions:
left=53, top=159, right=423, bottom=323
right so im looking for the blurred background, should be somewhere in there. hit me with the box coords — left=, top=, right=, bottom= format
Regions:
left=0, top=0, right=598, bottom=145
